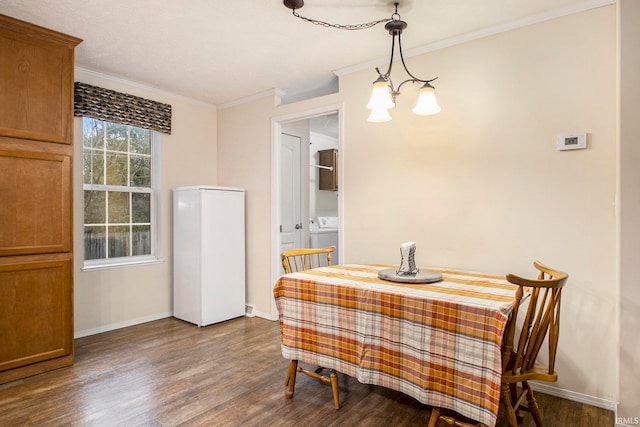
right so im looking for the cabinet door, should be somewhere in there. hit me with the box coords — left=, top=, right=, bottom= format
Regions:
left=0, top=149, right=71, bottom=256
left=319, top=149, right=338, bottom=191
left=0, top=254, right=72, bottom=372
left=0, top=19, right=77, bottom=144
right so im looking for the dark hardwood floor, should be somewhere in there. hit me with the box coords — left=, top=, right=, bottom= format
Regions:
left=0, top=317, right=613, bottom=426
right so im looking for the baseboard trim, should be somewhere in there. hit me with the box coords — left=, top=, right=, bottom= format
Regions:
left=253, top=309, right=277, bottom=321
left=530, top=381, right=617, bottom=411
left=74, top=311, right=173, bottom=338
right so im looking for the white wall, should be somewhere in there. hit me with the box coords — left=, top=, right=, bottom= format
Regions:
left=73, top=69, right=218, bottom=336
left=216, top=95, right=278, bottom=320
left=217, top=4, right=620, bottom=408
left=618, top=0, right=640, bottom=422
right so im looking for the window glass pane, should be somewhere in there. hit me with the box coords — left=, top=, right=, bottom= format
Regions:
left=83, top=151, right=92, bottom=185
left=106, top=152, right=128, bottom=186
left=83, top=118, right=104, bottom=149
left=131, top=155, right=151, bottom=187
left=130, top=127, right=151, bottom=155
left=85, top=226, right=106, bottom=260
left=106, top=122, right=128, bottom=152
left=132, top=225, right=151, bottom=256
left=91, top=151, right=105, bottom=185
left=108, top=226, right=130, bottom=258
left=84, top=190, right=106, bottom=224
left=84, top=149, right=105, bottom=185
left=108, top=192, right=130, bottom=224
left=132, top=193, right=151, bottom=223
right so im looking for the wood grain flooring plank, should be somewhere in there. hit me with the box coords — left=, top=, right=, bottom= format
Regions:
left=0, top=317, right=614, bottom=427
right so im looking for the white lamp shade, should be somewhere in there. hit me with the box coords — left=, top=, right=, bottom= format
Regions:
left=366, top=79, right=395, bottom=110
left=367, top=108, right=392, bottom=123
left=412, top=84, right=441, bottom=115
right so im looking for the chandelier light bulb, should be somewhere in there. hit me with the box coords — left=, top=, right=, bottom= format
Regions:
left=367, top=108, right=392, bottom=123
left=412, top=83, right=441, bottom=116
left=366, top=78, right=395, bottom=110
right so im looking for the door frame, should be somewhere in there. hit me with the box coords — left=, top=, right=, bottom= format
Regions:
left=270, top=103, right=344, bottom=320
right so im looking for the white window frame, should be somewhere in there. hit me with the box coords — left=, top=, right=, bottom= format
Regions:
left=81, top=118, right=162, bottom=270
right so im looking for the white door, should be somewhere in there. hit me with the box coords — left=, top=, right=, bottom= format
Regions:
left=280, top=133, right=303, bottom=266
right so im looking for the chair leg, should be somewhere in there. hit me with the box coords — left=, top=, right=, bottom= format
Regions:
left=501, top=383, right=519, bottom=427
left=285, top=360, right=298, bottom=399
left=286, top=363, right=340, bottom=409
left=330, top=369, right=340, bottom=410
left=522, top=381, right=543, bottom=427
left=426, top=407, right=485, bottom=427
left=427, top=407, right=441, bottom=427
left=509, top=382, right=525, bottom=422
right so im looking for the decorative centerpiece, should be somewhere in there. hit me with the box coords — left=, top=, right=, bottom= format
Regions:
left=378, top=242, right=443, bottom=284
left=397, top=241, right=419, bottom=275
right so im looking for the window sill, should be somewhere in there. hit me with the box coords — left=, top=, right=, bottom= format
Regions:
left=81, top=257, right=164, bottom=272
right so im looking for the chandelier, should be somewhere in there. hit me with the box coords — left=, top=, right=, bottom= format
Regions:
left=283, top=1, right=441, bottom=123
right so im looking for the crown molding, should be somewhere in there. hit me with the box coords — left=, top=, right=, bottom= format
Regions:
left=218, top=88, right=286, bottom=110
left=334, top=0, right=615, bottom=77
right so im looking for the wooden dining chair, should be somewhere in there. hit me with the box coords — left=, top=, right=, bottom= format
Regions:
left=280, top=246, right=340, bottom=409
left=281, top=245, right=336, bottom=274
left=428, top=260, right=568, bottom=427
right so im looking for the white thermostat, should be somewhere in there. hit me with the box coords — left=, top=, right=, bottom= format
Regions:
left=556, top=132, right=587, bottom=151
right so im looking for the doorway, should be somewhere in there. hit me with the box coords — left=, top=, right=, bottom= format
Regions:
left=271, top=106, right=342, bottom=318
left=279, top=132, right=304, bottom=255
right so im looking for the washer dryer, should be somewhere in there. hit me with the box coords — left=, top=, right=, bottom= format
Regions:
left=309, top=216, right=339, bottom=264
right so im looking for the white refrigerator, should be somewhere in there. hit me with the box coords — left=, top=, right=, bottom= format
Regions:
left=173, top=186, right=246, bottom=326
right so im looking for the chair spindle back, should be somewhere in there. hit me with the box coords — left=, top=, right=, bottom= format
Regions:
left=281, top=246, right=336, bottom=274
left=503, top=260, right=568, bottom=376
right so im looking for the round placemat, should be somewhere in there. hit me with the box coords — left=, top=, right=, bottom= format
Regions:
left=378, top=268, right=443, bottom=284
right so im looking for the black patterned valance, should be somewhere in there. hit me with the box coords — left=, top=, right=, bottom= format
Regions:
left=74, top=82, right=172, bottom=134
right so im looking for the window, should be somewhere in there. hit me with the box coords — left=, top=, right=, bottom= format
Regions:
left=82, top=117, right=159, bottom=267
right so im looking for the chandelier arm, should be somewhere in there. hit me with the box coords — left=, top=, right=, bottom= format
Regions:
left=291, top=10, right=391, bottom=30
left=396, top=79, right=418, bottom=92
left=397, top=33, right=437, bottom=84
left=388, top=75, right=397, bottom=97
left=379, top=33, right=397, bottom=80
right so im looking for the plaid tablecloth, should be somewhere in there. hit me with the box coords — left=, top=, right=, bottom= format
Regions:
left=273, top=264, right=520, bottom=427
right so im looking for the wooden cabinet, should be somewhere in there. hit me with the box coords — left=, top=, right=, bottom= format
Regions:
left=318, top=149, right=338, bottom=191
left=0, top=254, right=73, bottom=373
left=0, top=150, right=71, bottom=256
left=0, top=14, right=81, bottom=384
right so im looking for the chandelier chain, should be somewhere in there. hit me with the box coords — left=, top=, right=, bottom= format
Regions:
left=292, top=10, right=391, bottom=30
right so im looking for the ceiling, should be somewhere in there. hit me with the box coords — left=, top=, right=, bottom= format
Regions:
left=1, top=0, right=600, bottom=106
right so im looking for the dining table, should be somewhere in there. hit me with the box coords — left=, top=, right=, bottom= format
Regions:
left=273, top=263, right=522, bottom=427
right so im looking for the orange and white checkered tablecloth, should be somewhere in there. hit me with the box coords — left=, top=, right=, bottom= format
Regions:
left=273, top=264, right=520, bottom=427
